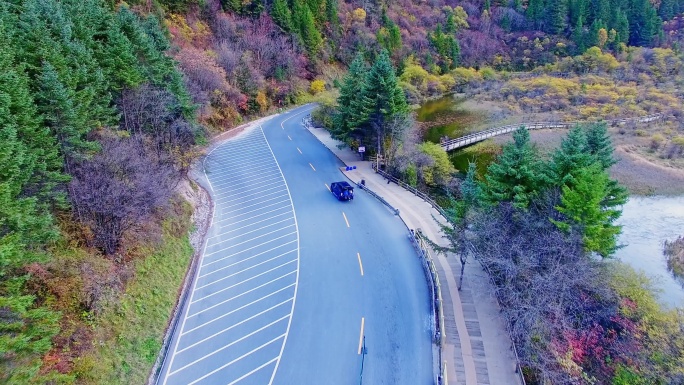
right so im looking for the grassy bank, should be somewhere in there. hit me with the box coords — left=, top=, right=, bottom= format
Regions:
left=665, top=236, right=684, bottom=281
left=58, top=203, right=194, bottom=384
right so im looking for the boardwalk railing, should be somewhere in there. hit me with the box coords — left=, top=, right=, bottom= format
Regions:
left=441, top=113, right=664, bottom=151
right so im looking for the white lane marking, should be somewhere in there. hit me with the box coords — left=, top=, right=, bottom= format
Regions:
left=325, top=183, right=330, bottom=192
left=212, top=180, right=285, bottom=198
left=220, top=195, right=288, bottom=216
left=214, top=201, right=291, bottom=223
left=358, top=317, right=365, bottom=354
left=177, top=311, right=291, bottom=356
left=296, top=147, right=302, bottom=154
left=196, top=251, right=296, bottom=290
left=309, top=163, right=316, bottom=171
left=279, top=105, right=314, bottom=130
left=227, top=357, right=278, bottom=385
left=216, top=206, right=291, bottom=227
left=200, top=242, right=296, bottom=278
left=183, top=296, right=293, bottom=337
left=215, top=185, right=283, bottom=204
left=162, top=127, right=254, bottom=384
left=202, top=236, right=296, bottom=270
left=217, top=190, right=284, bottom=210
left=342, top=212, right=350, bottom=228
left=214, top=161, right=278, bottom=182
left=207, top=217, right=293, bottom=246
left=287, top=135, right=291, bottom=140
left=211, top=170, right=282, bottom=189
left=204, top=226, right=295, bottom=257
left=171, top=322, right=288, bottom=377
left=207, top=213, right=292, bottom=240
left=186, top=334, right=286, bottom=385
left=357, top=253, right=364, bottom=276
left=260, top=123, right=304, bottom=385
left=206, top=159, right=277, bottom=178
left=191, top=260, right=296, bottom=303
left=189, top=275, right=296, bottom=319
left=209, top=144, right=271, bottom=160
left=213, top=179, right=284, bottom=198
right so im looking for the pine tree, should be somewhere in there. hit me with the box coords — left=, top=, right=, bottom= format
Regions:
left=614, top=9, right=630, bottom=44
left=360, top=50, right=409, bottom=125
left=271, top=0, right=293, bottom=31
left=526, top=0, right=546, bottom=28
left=552, top=164, right=622, bottom=257
left=584, top=122, right=616, bottom=169
left=333, top=53, right=368, bottom=139
left=292, top=0, right=323, bottom=56
left=548, top=0, right=568, bottom=34
left=659, top=0, right=675, bottom=21
left=572, top=16, right=586, bottom=53
left=35, top=62, right=99, bottom=172
left=481, top=127, right=550, bottom=209
left=551, top=125, right=594, bottom=186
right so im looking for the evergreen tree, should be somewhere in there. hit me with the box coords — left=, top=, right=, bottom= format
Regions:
left=526, top=0, right=546, bottom=28
left=481, top=127, right=550, bottom=209
left=333, top=53, right=368, bottom=139
left=359, top=50, right=409, bottom=126
left=572, top=16, right=586, bottom=53
left=548, top=0, right=568, bottom=34
left=325, top=0, right=340, bottom=35
left=35, top=62, right=99, bottom=172
left=584, top=122, right=616, bottom=169
left=271, top=0, right=293, bottom=31
left=552, top=163, right=622, bottom=257
left=659, top=0, right=675, bottom=20
left=614, top=9, right=630, bottom=44
left=293, top=0, right=323, bottom=56
left=550, top=125, right=594, bottom=186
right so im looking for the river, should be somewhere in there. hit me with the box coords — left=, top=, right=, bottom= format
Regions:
left=616, top=196, right=684, bottom=307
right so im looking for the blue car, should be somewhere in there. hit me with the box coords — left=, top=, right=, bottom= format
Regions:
left=330, top=181, right=354, bottom=201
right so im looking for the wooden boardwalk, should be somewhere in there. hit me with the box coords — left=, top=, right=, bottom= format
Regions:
left=440, top=114, right=664, bottom=152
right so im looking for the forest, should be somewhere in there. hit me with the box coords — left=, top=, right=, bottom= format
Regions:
left=1, top=0, right=683, bottom=383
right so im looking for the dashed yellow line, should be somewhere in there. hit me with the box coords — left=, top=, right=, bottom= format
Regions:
left=342, top=212, right=350, bottom=228
left=309, top=163, right=316, bottom=171
left=358, top=317, right=365, bottom=354
left=357, top=253, right=364, bottom=276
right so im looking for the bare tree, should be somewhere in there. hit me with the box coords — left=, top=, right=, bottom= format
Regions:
left=69, top=135, right=179, bottom=255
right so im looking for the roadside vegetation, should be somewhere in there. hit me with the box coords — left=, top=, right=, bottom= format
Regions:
left=4, top=0, right=684, bottom=382
left=435, top=126, right=684, bottom=384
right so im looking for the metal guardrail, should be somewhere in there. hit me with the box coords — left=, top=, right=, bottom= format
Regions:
left=412, top=229, right=447, bottom=385
left=441, top=113, right=665, bottom=151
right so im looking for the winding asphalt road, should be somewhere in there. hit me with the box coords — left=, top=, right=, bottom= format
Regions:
left=158, top=104, right=432, bottom=384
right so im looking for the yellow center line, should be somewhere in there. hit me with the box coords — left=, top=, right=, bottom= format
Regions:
left=297, top=147, right=302, bottom=154
left=358, top=317, right=365, bottom=355
left=325, top=183, right=330, bottom=192
left=287, top=135, right=292, bottom=140
left=342, top=212, right=350, bottom=228
left=357, top=252, right=364, bottom=276
left=309, top=163, right=316, bottom=171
